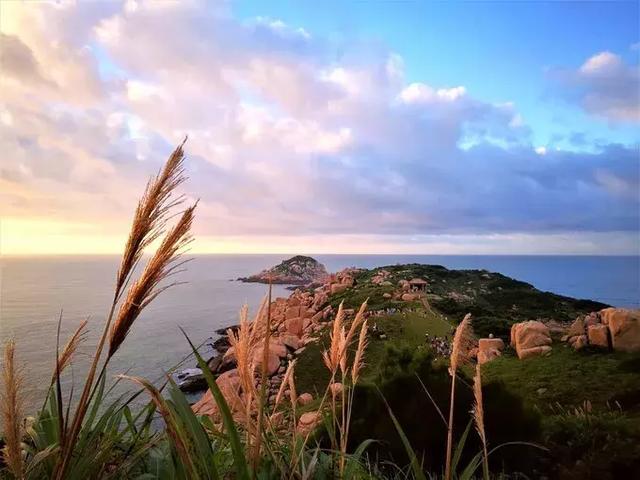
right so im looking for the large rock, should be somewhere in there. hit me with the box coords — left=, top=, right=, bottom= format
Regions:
left=477, top=338, right=504, bottom=365
left=285, top=317, right=304, bottom=337
left=401, top=293, right=421, bottom=302
left=266, top=339, right=287, bottom=358
left=479, top=338, right=505, bottom=352
left=285, top=306, right=301, bottom=320
left=566, top=317, right=586, bottom=338
left=192, top=369, right=242, bottom=417
left=280, top=333, right=302, bottom=350
left=253, top=351, right=280, bottom=376
left=569, top=334, right=588, bottom=350
left=518, top=345, right=552, bottom=359
left=511, top=321, right=552, bottom=359
left=587, top=324, right=610, bottom=349
left=175, top=368, right=207, bottom=392
left=296, top=411, right=322, bottom=435
left=603, top=308, right=640, bottom=352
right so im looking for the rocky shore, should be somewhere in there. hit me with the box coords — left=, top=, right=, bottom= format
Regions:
left=183, top=267, right=359, bottom=432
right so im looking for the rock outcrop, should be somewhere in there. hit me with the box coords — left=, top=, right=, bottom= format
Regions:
left=602, top=308, right=640, bottom=352
left=510, top=321, right=552, bottom=359
left=477, top=337, right=505, bottom=364
left=563, top=308, right=640, bottom=352
left=239, top=255, right=329, bottom=285
left=192, top=369, right=242, bottom=419
left=191, top=279, right=337, bottom=418
left=297, top=411, right=322, bottom=435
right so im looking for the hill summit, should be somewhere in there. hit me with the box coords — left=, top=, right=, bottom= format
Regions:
left=240, top=255, right=329, bottom=285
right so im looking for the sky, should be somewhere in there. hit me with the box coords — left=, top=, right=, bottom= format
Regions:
left=0, top=0, right=638, bottom=255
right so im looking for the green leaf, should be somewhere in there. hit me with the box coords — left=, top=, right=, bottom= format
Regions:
left=451, top=420, right=473, bottom=476
left=376, top=387, right=427, bottom=480
left=182, top=327, right=251, bottom=480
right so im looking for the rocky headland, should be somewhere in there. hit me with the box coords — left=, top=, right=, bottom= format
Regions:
left=238, top=255, right=329, bottom=285
left=179, top=261, right=640, bottom=441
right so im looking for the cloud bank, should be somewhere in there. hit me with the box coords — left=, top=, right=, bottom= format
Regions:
left=0, top=0, right=638, bottom=254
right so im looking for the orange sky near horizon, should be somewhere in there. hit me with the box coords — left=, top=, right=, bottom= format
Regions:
left=3, top=217, right=638, bottom=256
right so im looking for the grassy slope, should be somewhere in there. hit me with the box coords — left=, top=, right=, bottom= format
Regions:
left=482, top=345, right=640, bottom=416
left=296, top=263, right=640, bottom=419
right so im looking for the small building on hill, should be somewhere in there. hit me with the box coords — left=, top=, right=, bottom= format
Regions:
left=409, top=278, right=428, bottom=292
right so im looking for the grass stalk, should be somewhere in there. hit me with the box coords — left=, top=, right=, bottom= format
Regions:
left=1, top=340, right=24, bottom=480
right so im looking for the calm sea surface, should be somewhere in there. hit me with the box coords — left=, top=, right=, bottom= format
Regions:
left=1, top=254, right=638, bottom=412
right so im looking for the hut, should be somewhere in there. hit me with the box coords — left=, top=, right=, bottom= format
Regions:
left=409, top=278, right=428, bottom=292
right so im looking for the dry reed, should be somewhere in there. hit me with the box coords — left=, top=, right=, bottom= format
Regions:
left=350, top=319, right=369, bottom=384
left=445, top=313, right=475, bottom=480
left=109, top=203, right=196, bottom=358
left=56, top=320, right=88, bottom=377
left=115, top=140, right=187, bottom=296
left=472, top=363, right=489, bottom=477
left=1, top=340, right=24, bottom=480
left=56, top=141, right=195, bottom=479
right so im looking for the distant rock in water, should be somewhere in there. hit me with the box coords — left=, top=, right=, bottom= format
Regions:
left=239, top=255, right=329, bottom=285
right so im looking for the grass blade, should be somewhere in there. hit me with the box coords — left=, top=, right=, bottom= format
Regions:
left=182, top=327, right=251, bottom=480
left=376, top=387, right=427, bottom=480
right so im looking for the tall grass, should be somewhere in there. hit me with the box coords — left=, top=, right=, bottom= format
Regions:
left=0, top=141, right=529, bottom=479
left=1, top=340, right=24, bottom=479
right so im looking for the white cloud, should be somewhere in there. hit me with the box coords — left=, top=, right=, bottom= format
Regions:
left=579, top=51, right=622, bottom=74
left=399, top=82, right=466, bottom=104
left=0, top=0, right=637, bottom=254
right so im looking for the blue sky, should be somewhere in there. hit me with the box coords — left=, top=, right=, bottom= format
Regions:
left=0, top=0, right=638, bottom=254
left=235, top=0, right=640, bottom=149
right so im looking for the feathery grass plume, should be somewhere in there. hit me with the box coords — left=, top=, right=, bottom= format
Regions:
left=254, top=282, right=272, bottom=465
left=344, top=300, right=368, bottom=347
left=55, top=320, right=88, bottom=377
left=56, top=141, right=194, bottom=480
left=119, top=375, right=197, bottom=479
left=322, top=302, right=344, bottom=374
left=109, top=203, right=196, bottom=358
left=445, top=313, right=475, bottom=480
left=1, top=340, right=24, bottom=480
left=350, top=319, right=369, bottom=384
left=449, top=313, right=475, bottom=375
left=273, top=359, right=296, bottom=409
left=227, top=304, right=257, bottom=448
left=115, top=139, right=187, bottom=296
left=472, top=363, right=489, bottom=479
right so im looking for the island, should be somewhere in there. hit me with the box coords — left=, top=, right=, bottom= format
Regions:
left=238, top=255, right=329, bottom=285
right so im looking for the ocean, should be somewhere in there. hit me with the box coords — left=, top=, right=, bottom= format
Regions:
left=1, top=254, right=638, bottom=413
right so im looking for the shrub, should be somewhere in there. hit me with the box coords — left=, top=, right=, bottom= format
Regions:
left=347, top=344, right=543, bottom=477
left=544, top=404, right=640, bottom=480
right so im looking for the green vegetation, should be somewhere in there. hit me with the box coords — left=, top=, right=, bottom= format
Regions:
left=294, top=263, right=639, bottom=479
left=482, top=346, right=640, bottom=413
